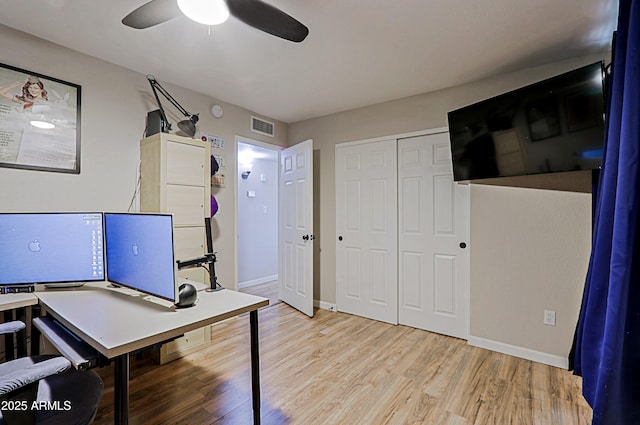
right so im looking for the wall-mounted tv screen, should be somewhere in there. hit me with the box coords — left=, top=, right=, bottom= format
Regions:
left=447, top=61, right=606, bottom=181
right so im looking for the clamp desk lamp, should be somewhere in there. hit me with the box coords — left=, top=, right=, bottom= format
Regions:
left=176, top=217, right=223, bottom=292
left=146, top=74, right=199, bottom=137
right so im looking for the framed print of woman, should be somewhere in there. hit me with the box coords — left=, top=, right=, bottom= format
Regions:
left=0, top=76, right=49, bottom=109
left=0, top=63, right=81, bottom=174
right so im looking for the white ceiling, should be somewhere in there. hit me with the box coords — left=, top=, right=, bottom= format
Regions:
left=0, top=0, right=618, bottom=123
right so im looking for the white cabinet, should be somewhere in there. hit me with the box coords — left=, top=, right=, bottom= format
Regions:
left=139, top=133, right=212, bottom=364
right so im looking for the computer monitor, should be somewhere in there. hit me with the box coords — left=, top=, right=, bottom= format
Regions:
left=0, top=212, right=105, bottom=286
left=103, top=213, right=177, bottom=302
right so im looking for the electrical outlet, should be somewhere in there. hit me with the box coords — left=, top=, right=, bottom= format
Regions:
left=544, top=310, right=556, bottom=326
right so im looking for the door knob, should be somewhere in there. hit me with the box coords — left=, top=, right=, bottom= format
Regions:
left=459, top=242, right=467, bottom=249
left=302, top=235, right=309, bottom=241
left=338, top=236, right=343, bottom=241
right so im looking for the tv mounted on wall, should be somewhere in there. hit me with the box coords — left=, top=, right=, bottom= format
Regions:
left=447, top=61, right=606, bottom=182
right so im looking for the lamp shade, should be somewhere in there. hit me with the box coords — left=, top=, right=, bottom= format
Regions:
left=177, top=0, right=229, bottom=26
left=177, top=119, right=196, bottom=137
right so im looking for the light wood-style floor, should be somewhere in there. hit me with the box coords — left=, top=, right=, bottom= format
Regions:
left=93, top=300, right=592, bottom=425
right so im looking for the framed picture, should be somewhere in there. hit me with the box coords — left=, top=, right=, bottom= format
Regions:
left=0, top=63, right=81, bottom=174
left=526, top=96, right=561, bottom=141
left=565, top=91, right=598, bottom=132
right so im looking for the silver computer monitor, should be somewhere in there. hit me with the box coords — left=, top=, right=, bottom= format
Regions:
left=0, top=212, right=104, bottom=286
left=103, top=212, right=177, bottom=302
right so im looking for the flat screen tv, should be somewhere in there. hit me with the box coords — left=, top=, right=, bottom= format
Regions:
left=0, top=212, right=105, bottom=287
left=447, top=61, right=606, bottom=181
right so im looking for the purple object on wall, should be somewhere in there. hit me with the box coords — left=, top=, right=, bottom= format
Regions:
left=211, top=195, right=219, bottom=216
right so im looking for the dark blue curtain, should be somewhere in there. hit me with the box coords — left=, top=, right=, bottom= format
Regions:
left=573, top=0, right=640, bottom=424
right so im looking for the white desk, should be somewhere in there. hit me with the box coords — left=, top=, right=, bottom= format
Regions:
left=0, top=292, right=38, bottom=359
left=0, top=293, right=38, bottom=311
left=36, top=282, right=269, bottom=425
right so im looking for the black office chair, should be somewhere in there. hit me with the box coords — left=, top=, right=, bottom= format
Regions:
left=0, top=321, right=104, bottom=425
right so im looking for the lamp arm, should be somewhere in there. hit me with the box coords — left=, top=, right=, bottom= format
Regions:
left=147, top=75, right=172, bottom=131
left=176, top=252, right=222, bottom=292
left=146, top=75, right=192, bottom=118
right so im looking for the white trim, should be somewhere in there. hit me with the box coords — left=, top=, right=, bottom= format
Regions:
left=467, top=336, right=569, bottom=369
left=335, top=126, right=449, bottom=148
left=238, top=275, right=278, bottom=289
left=314, top=300, right=336, bottom=312
left=236, top=135, right=284, bottom=152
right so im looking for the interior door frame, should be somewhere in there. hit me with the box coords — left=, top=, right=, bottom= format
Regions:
left=234, top=135, right=282, bottom=292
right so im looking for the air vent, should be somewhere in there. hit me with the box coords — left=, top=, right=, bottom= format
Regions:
left=251, top=116, right=274, bottom=137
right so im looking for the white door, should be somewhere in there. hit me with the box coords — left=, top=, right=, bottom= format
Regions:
left=336, top=139, right=398, bottom=324
left=279, top=139, right=314, bottom=317
left=398, top=133, right=470, bottom=339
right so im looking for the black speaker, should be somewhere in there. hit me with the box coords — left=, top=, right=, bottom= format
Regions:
left=146, top=109, right=164, bottom=136
left=175, top=283, right=198, bottom=308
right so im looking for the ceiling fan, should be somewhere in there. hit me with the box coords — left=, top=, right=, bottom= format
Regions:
left=122, top=0, right=309, bottom=42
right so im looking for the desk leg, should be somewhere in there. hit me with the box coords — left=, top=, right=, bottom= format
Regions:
left=31, top=305, right=41, bottom=355
left=4, top=311, right=15, bottom=361
left=15, top=307, right=27, bottom=357
left=114, top=354, right=130, bottom=425
left=250, top=310, right=261, bottom=425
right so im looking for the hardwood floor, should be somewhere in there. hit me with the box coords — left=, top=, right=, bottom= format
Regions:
left=93, top=302, right=592, bottom=425
left=240, top=280, right=281, bottom=308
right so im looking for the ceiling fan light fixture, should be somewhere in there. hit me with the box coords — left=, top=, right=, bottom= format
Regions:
left=177, top=0, right=230, bottom=26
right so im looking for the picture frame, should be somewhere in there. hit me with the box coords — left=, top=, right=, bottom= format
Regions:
left=526, top=96, right=561, bottom=142
left=0, top=62, right=81, bottom=174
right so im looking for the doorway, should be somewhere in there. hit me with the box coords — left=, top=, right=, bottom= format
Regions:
left=236, top=137, right=281, bottom=306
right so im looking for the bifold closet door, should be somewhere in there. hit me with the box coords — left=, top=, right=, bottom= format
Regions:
left=398, top=133, right=469, bottom=339
left=336, top=139, right=398, bottom=324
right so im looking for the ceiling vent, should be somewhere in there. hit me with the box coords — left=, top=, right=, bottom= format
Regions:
left=251, top=116, right=275, bottom=137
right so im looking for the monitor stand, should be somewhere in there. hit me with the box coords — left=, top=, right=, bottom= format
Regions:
left=44, top=282, right=87, bottom=289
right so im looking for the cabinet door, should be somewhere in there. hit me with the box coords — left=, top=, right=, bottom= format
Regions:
left=166, top=185, right=206, bottom=226
left=166, top=141, right=206, bottom=186
left=174, top=226, right=207, bottom=282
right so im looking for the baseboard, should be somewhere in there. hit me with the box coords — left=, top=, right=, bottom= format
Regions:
left=314, top=300, right=336, bottom=312
left=467, top=336, right=569, bottom=369
left=238, top=275, right=278, bottom=289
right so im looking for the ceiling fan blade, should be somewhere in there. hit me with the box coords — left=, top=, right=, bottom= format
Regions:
left=226, top=0, right=309, bottom=42
left=122, top=0, right=181, bottom=29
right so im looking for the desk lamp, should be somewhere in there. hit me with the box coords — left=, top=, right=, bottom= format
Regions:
left=146, top=75, right=199, bottom=137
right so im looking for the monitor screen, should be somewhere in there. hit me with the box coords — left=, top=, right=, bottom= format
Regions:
left=447, top=61, right=605, bottom=181
left=0, top=213, right=105, bottom=286
left=103, top=213, right=176, bottom=302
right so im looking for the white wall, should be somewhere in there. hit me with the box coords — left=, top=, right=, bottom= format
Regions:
left=468, top=183, right=592, bottom=365
left=0, top=24, right=288, bottom=290
left=237, top=156, right=278, bottom=286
